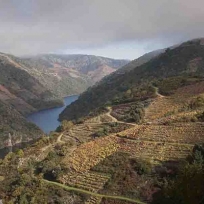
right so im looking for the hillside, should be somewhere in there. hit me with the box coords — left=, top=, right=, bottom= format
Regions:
left=0, top=100, right=43, bottom=149
left=0, top=55, right=63, bottom=113
left=0, top=64, right=204, bottom=203
left=59, top=39, right=204, bottom=121
left=0, top=56, right=63, bottom=148
left=0, top=53, right=128, bottom=98
left=1, top=39, right=204, bottom=203
left=0, top=52, right=128, bottom=150
left=18, top=54, right=129, bottom=97
left=108, top=49, right=164, bottom=76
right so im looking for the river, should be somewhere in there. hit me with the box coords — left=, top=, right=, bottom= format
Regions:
left=27, top=95, right=78, bottom=134
left=0, top=95, right=78, bottom=158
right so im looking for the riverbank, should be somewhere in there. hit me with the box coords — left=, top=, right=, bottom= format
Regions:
left=27, top=95, right=78, bottom=134
left=0, top=95, right=79, bottom=159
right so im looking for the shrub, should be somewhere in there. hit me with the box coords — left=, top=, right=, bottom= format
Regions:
left=196, top=111, right=204, bottom=121
left=16, top=149, right=24, bottom=158
left=56, top=120, right=74, bottom=132
left=131, top=159, right=152, bottom=175
left=189, top=95, right=204, bottom=109
left=192, top=143, right=204, bottom=164
left=152, top=163, right=204, bottom=204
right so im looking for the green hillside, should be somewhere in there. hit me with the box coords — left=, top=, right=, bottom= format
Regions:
left=59, top=39, right=204, bottom=121
left=0, top=57, right=63, bottom=148
left=1, top=39, right=204, bottom=204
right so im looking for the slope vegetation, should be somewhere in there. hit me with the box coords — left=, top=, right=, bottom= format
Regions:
left=19, top=54, right=129, bottom=97
left=59, top=39, right=204, bottom=121
left=1, top=39, right=204, bottom=204
left=0, top=55, right=63, bottom=148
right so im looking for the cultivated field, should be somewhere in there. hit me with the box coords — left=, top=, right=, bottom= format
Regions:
left=44, top=81, right=204, bottom=203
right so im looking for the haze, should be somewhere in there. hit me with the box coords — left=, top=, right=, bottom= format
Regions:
left=1, top=0, right=204, bottom=59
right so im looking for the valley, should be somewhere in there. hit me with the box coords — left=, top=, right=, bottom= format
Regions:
left=1, top=78, right=204, bottom=203
left=27, top=95, right=78, bottom=134
left=0, top=53, right=127, bottom=150
left=1, top=1, right=204, bottom=203
left=0, top=39, right=204, bottom=204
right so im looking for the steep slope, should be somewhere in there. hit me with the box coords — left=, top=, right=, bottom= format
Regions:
left=99, top=49, right=164, bottom=86
left=1, top=74, right=204, bottom=203
left=0, top=100, right=43, bottom=149
left=59, top=39, right=204, bottom=121
left=17, top=54, right=129, bottom=97
left=0, top=55, right=64, bottom=148
left=0, top=55, right=63, bottom=114
left=1, top=39, right=204, bottom=204
left=113, top=49, right=163, bottom=74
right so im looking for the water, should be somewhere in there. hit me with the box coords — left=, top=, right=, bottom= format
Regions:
left=27, top=95, right=78, bottom=134
left=0, top=95, right=78, bottom=158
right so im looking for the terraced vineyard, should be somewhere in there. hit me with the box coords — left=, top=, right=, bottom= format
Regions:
left=63, top=136, right=119, bottom=172
left=118, top=123, right=204, bottom=144
left=62, top=123, right=106, bottom=144
left=59, top=161, right=112, bottom=203
left=85, top=196, right=102, bottom=204
left=54, top=81, right=204, bottom=203
left=144, top=81, right=204, bottom=123
left=152, top=109, right=203, bottom=124
left=118, top=139, right=193, bottom=162
left=61, top=121, right=202, bottom=171
left=60, top=171, right=111, bottom=193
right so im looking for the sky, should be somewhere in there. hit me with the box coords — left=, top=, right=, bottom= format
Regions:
left=0, top=0, right=204, bottom=60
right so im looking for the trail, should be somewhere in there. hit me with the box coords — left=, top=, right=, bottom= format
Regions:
left=43, top=179, right=146, bottom=204
left=41, top=132, right=65, bottom=152
left=56, top=132, right=65, bottom=143
left=106, top=106, right=135, bottom=126
left=154, top=86, right=164, bottom=98
left=106, top=107, right=118, bottom=122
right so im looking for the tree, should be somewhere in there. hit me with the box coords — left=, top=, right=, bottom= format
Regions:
left=152, top=144, right=204, bottom=204
left=56, top=120, right=74, bottom=132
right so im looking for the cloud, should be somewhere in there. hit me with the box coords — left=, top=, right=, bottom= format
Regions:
left=0, top=0, right=204, bottom=57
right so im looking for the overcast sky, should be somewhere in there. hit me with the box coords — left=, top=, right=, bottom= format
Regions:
left=0, top=0, right=204, bottom=59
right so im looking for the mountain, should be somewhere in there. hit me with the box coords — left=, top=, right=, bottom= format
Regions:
left=99, top=49, right=164, bottom=87
left=59, top=38, right=204, bottom=121
left=1, top=39, right=204, bottom=204
left=114, top=49, right=164, bottom=73
left=0, top=53, right=63, bottom=114
left=0, top=53, right=128, bottom=149
left=0, top=54, right=63, bottom=148
left=18, top=54, right=129, bottom=97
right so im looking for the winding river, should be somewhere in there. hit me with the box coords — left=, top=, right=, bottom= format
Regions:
left=27, top=95, right=78, bottom=134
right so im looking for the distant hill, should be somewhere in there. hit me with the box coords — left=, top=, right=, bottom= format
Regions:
left=19, top=54, right=129, bottom=97
left=59, top=38, right=204, bottom=121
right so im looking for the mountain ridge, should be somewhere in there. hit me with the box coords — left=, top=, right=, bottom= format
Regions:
left=59, top=38, right=204, bottom=121
left=20, top=54, right=129, bottom=97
